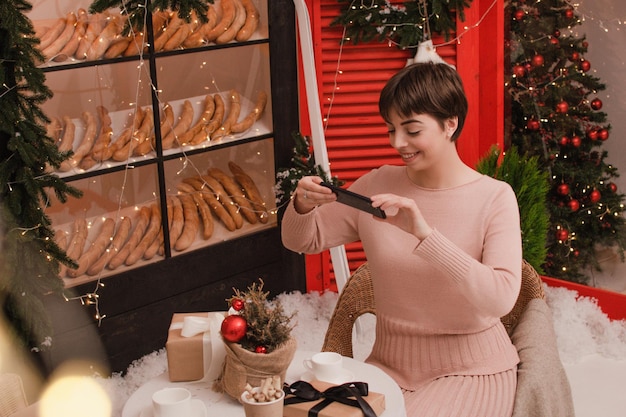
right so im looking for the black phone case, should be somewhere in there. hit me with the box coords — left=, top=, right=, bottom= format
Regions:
left=320, top=182, right=386, bottom=218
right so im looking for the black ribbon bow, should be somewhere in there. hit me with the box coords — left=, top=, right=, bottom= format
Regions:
left=283, top=380, right=378, bottom=417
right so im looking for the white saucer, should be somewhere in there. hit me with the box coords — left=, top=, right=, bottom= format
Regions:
left=139, top=399, right=207, bottom=417
left=301, top=369, right=356, bottom=385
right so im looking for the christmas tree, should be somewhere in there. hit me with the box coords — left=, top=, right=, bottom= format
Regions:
left=508, top=0, right=626, bottom=283
left=0, top=0, right=82, bottom=350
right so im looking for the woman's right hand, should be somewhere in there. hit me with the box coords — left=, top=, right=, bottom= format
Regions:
left=293, top=176, right=337, bottom=214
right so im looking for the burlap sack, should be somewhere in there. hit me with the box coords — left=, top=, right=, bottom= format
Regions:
left=216, top=337, right=297, bottom=399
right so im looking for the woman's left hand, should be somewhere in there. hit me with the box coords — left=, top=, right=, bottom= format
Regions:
left=370, top=193, right=433, bottom=241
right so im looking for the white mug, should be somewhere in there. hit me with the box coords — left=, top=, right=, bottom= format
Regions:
left=152, top=387, right=192, bottom=417
left=303, top=352, right=343, bottom=382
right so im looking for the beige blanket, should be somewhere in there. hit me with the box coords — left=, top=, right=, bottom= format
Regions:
left=511, top=298, right=576, bottom=417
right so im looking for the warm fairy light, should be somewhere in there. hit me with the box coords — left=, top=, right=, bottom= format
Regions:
left=40, top=364, right=111, bottom=417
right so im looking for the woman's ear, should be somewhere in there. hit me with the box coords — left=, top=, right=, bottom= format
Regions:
left=445, top=117, right=459, bottom=139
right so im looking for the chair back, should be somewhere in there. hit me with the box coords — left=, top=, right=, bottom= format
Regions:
left=321, top=263, right=375, bottom=358
left=0, top=373, right=28, bottom=417
left=322, top=260, right=545, bottom=357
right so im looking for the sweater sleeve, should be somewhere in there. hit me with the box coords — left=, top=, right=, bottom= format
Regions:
left=280, top=197, right=361, bottom=254
left=415, top=183, right=523, bottom=319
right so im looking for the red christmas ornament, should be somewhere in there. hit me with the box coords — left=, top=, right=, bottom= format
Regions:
left=570, top=135, right=581, bottom=147
left=556, top=101, right=569, bottom=114
left=550, top=37, right=559, bottom=46
left=557, top=183, right=570, bottom=196
left=564, top=9, right=574, bottom=19
left=590, top=190, right=601, bottom=203
left=573, top=250, right=580, bottom=257
left=559, top=136, right=569, bottom=146
left=587, top=129, right=598, bottom=141
left=231, top=298, right=245, bottom=311
left=598, top=128, right=609, bottom=141
left=571, top=52, right=580, bottom=61
left=221, top=315, right=248, bottom=343
left=527, top=119, right=540, bottom=130
left=580, top=60, right=591, bottom=72
left=514, top=9, right=525, bottom=20
left=556, top=229, right=569, bottom=241
left=513, top=64, right=526, bottom=77
left=568, top=199, right=580, bottom=212
left=255, top=345, right=267, bottom=354
left=553, top=30, right=561, bottom=38
left=591, top=98, right=603, bottom=110
left=609, top=183, right=618, bottom=193
left=532, top=54, right=544, bottom=67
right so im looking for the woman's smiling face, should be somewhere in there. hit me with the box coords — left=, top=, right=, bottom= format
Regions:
left=385, top=110, right=458, bottom=172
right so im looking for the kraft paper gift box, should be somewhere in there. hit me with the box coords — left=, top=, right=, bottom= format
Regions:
left=165, top=312, right=226, bottom=382
left=283, top=380, right=386, bottom=417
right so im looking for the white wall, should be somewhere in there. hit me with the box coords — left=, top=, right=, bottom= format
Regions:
left=576, top=0, right=626, bottom=292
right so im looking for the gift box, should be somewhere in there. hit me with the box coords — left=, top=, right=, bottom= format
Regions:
left=165, top=312, right=226, bottom=382
left=284, top=380, right=386, bottom=417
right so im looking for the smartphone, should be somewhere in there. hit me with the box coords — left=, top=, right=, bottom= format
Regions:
left=320, top=182, right=386, bottom=219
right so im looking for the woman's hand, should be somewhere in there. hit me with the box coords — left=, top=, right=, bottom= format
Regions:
left=293, top=176, right=337, bottom=214
left=371, top=193, right=433, bottom=240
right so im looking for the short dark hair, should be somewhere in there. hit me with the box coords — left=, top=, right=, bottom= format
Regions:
left=378, top=62, right=468, bottom=141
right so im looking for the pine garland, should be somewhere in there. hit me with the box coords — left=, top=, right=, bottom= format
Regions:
left=89, top=0, right=213, bottom=32
left=1, top=0, right=82, bottom=350
left=332, top=0, right=473, bottom=49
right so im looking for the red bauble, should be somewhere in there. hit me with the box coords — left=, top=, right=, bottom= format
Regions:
left=231, top=298, right=245, bottom=311
left=514, top=9, right=525, bottom=20
left=532, top=54, right=544, bottom=67
left=527, top=119, right=540, bottom=130
left=556, top=101, right=569, bottom=114
left=550, top=37, right=559, bottom=46
left=591, top=98, right=603, bottom=110
left=557, top=183, right=570, bottom=196
left=553, top=30, right=561, bottom=38
left=564, top=9, right=574, bottom=19
left=556, top=229, right=569, bottom=241
left=571, top=52, right=580, bottom=61
left=580, top=60, right=591, bottom=72
left=221, top=315, right=248, bottom=343
left=609, top=183, right=618, bottom=193
left=590, top=190, right=601, bottom=203
left=598, top=128, right=609, bottom=141
left=255, top=345, right=267, bottom=354
left=559, top=136, right=569, bottom=146
left=568, top=199, right=580, bottom=212
left=513, top=64, right=526, bottom=77
left=570, top=135, right=581, bottom=147
left=587, top=129, right=598, bottom=141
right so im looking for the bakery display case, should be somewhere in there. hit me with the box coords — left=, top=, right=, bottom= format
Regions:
left=29, top=0, right=304, bottom=372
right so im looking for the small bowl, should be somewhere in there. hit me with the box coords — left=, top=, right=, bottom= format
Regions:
left=240, top=387, right=284, bottom=417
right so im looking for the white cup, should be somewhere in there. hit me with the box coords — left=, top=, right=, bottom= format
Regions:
left=303, top=352, right=343, bottom=382
left=152, top=387, right=192, bottom=417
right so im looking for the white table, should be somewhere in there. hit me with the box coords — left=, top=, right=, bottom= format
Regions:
left=122, top=350, right=407, bottom=417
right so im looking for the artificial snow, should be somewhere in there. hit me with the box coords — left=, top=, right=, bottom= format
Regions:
left=95, top=285, right=626, bottom=417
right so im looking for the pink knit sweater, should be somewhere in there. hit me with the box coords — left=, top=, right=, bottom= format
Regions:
left=281, top=165, right=522, bottom=391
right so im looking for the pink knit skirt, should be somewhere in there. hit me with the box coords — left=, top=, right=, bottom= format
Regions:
left=402, top=367, right=517, bottom=417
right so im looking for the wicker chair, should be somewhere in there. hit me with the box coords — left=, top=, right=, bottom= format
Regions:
left=321, top=260, right=575, bottom=416
left=321, top=259, right=545, bottom=357
left=0, top=373, right=28, bottom=417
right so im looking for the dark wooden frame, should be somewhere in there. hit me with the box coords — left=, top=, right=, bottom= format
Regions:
left=37, top=0, right=305, bottom=375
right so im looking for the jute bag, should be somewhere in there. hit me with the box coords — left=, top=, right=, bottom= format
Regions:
left=215, top=337, right=297, bottom=399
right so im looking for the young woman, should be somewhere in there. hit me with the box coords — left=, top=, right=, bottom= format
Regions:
left=281, top=62, right=522, bottom=416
